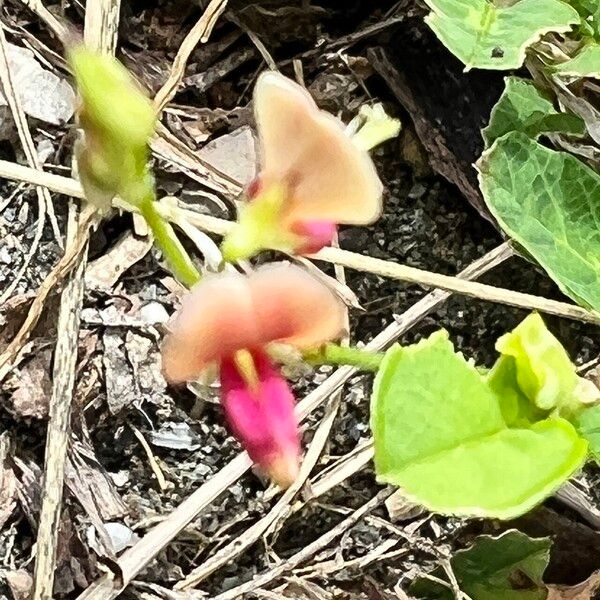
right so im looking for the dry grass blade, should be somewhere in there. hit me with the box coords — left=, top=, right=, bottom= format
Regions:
left=2, top=161, right=589, bottom=325
left=31, top=2, right=119, bottom=597
left=129, top=424, right=169, bottom=492
left=154, top=201, right=600, bottom=325
left=0, top=159, right=84, bottom=197
left=153, top=0, right=228, bottom=114
left=212, top=489, right=393, bottom=600
left=32, top=205, right=89, bottom=600
left=294, top=538, right=403, bottom=577
left=312, top=246, right=600, bottom=326
left=17, top=0, right=68, bottom=41
left=306, top=439, right=374, bottom=502
left=74, top=242, right=510, bottom=600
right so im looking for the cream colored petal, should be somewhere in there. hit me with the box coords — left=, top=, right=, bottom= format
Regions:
left=161, top=264, right=346, bottom=383
left=250, top=263, right=346, bottom=349
left=161, top=273, right=258, bottom=383
left=254, top=71, right=318, bottom=181
left=254, top=71, right=383, bottom=225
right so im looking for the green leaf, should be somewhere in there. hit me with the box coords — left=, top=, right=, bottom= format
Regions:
left=494, top=313, right=579, bottom=412
left=424, top=0, right=580, bottom=70
left=478, top=132, right=600, bottom=312
left=555, top=44, right=600, bottom=78
left=371, top=331, right=587, bottom=519
left=411, top=530, right=551, bottom=600
left=493, top=313, right=600, bottom=418
left=483, top=77, right=585, bottom=146
left=570, top=0, right=600, bottom=16
left=567, top=0, right=600, bottom=36
left=576, top=403, right=600, bottom=463
left=487, top=355, right=546, bottom=426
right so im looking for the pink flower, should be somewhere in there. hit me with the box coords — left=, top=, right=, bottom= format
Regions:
left=162, top=263, right=346, bottom=487
left=222, top=72, right=383, bottom=260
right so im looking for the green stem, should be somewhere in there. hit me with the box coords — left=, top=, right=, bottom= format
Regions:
left=140, top=196, right=201, bottom=288
left=304, top=343, right=384, bottom=372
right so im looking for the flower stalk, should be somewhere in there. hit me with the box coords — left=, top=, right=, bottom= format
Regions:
left=304, top=343, right=384, bottom=372
left=139, top=193, right=201, bottom=288
left=72, top=52, right=394, bottom=488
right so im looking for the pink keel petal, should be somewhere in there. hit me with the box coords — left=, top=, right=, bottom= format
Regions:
left=220, top=351, right=300, bottom=488
left=291, top=220, right=337, bottom=254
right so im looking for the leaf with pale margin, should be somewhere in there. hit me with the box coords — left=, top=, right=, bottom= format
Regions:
left=411, top=530, right=551, bottom=600
left=478, top=132, right=600, bottom=312
left=424, top=0, right=580, bottom=70
left=371, top=331, right=587, bottom=519
left=483, top=77, right=585, bottom=146
left=555, top=44, right=600, bottom=78
left=576, top=403, right=600, bottom=463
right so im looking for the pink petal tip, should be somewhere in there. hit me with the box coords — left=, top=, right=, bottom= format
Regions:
left=291, top=220, right=337, bottom=254
left=220, top=350, right=301, bottom=488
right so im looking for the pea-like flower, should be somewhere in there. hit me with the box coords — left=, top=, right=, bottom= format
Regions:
left=161, top=263, right=346, bottom=487
left=221, top=72, right=384, bottom=261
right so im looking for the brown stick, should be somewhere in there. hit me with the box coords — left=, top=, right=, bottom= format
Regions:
left=31, top=4, right=120, bottom=597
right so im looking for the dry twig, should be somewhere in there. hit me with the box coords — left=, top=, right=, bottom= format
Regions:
left=0, top=161, right=595, bottom=326
left=129, top=424, right=169, bottom=492
left=17, top=0, right=68, bottom=42
left=31, top=2, right=120, bottom=597
left=153, top=0, right=229, bottom=114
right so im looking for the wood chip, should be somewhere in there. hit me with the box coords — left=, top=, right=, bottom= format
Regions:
left=4, top=569, right=34, bottom=600
left=85, top=231, right=153, bottom=291
left=385, top=489, right=426, bottom=523
left=6, top=348, right=53, bottom=418
left=548, top=571, right=600, bottom=599
left=0, top=434, right=17, bottom=530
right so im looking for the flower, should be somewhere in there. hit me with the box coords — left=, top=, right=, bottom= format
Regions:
left=162, top=263, right=346, bottom=487
left=221, top=71, right=383, bottom=261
